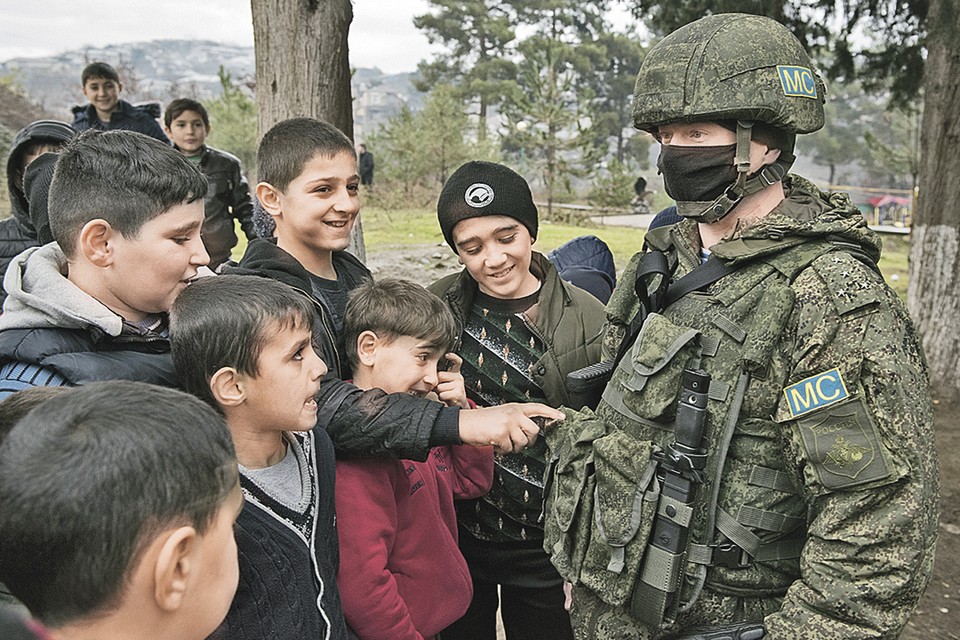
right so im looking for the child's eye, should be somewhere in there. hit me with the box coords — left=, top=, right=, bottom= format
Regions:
left=172, top=236, right=190, bottom=245
left=498, top=234, right=517, bottom=244
left=347, top=184, right=360, bottom=194
left=292, top=348, right=304, bottom=361
left=463, top=247, right=481, bottom=256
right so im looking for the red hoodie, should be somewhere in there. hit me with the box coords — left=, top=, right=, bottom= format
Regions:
left=336, top=443, right=493, bottom=639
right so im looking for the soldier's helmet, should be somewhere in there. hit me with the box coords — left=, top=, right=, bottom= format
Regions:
left=632, top=13, right=826, bottom=136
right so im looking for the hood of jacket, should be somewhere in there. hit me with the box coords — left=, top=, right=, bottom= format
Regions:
left=6, top=120, right=76, bottom=231
left=647, top=174, right=882, bottom=268
left=0, top=243, right=123, bottom=336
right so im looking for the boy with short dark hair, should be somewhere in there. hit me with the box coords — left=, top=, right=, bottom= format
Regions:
left=234, top=116, right=369, bottom=378
left=0, top=129, right=210, bottom=396
left=0, top=380, right=242, bottom=640
left=170, top=274, right=346, bottom=639
left=71, top=62, right=169, bottom=143
left=429, top=161, right=605, bottom=640
left=336, top=278, right=493, bottom=639
left=163, top=98, right=256, bottom=269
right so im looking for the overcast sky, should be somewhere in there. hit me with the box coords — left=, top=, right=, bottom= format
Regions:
left=0, top=0, right=440, bottom=74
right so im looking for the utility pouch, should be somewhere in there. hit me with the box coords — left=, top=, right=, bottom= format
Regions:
left=615, top=313, right=701, bottom=424
left=578, top=429, right=660, bottom=607
left=542, top=409, right=607, bottom=582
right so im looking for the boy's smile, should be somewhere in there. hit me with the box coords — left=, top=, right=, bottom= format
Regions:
left=452, top=216, right=541, bottom=300
left=97, top=200, right=209, bottom=322
left=268, top=151, right=360, bottom=279
left=82, top=77, right=121, bottom=119
left=357, top=334, right=444, bottom=398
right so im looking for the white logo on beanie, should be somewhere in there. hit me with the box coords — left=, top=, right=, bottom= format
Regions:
left=465, top=183, right=495, bottom=208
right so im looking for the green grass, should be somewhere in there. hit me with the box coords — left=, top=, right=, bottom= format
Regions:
left=233, top=207, right=911, bottom=300
left=360, top=207, right=648, bottom=272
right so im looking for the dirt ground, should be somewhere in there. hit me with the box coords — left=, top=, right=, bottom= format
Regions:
left=367, top=243, right=960, bottom=640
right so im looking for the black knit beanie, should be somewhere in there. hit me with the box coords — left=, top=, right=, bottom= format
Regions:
left=437, top=161, right=538, bottom=250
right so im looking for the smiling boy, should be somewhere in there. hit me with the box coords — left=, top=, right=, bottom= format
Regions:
left=0, top=130, right=209, bottom=396
left=71, top=62, right=169, bottom=143
left=429, top=161, right=605, bottom=640
left=164, top=99, right=256, bottom=269
left=336, top=278, right=493, bottom=639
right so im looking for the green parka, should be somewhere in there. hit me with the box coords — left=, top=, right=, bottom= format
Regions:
left=429, top=251, right=605, bottom=409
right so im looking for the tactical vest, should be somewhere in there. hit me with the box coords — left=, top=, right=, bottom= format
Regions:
left=543, top=238, right=877, bottom=630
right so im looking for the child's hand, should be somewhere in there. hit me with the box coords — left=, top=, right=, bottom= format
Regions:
left=436, top=353, right=471, bottom=409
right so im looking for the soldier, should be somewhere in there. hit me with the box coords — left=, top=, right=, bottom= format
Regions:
left=543, top=13, right=939, bottom=640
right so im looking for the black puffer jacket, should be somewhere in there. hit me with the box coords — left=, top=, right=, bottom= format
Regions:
left=193, top=145, right=256, bottom=267
left=228, top=239, right=461, bottom=460
left=71, top=100, right=169, bottom=143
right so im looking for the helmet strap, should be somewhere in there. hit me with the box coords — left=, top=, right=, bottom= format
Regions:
left=677, top=121, right=795, bottom=224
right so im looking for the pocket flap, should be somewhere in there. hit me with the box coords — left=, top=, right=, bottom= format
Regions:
left=592, top=430, right=658, bottom=546
left=630, top=313, right=701, bottom=378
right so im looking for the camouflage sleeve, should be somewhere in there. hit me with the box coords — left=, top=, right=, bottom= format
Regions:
left=601, top=251, right=645, bottom=360
left=764, top=254, right=939, bottom=639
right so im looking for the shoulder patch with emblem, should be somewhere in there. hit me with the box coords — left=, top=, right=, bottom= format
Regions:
left=794, top=397, right=893, bottom=490
left=777, top=65, right=819, bottom=99
left=783, top=367, right=848, bottom=418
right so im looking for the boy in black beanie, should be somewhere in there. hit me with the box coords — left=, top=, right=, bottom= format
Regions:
left=429, top=161, right=605, bottom=640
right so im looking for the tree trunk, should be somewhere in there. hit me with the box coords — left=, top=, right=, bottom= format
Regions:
left=907, top=0, right=960, bottom=401
left=250, top=0, right=365, bottom=261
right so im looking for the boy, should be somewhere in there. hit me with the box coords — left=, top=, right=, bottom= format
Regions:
left=170, top=274, right=345, bottom=639
left=0, top=380, right=242, bottom=640
left=1, top=120, right=76, bottom=304
left=336, top=278, right=493, bottom=639
left=164, top=98, right=256, bottom=269
left=233, top=117, right=369, bottom=378
left=71, top=61, right=169, bottom=143
left=231, top=116, right=560, bottom=460
left=0, top=129, right=210, bottom=396
left=429, top=161, right=605, bottom=640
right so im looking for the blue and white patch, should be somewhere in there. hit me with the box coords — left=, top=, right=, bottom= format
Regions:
left=783, top=367, right=849, bottom=418
left=777, top=65, right=818, bottom=99
left=465, top=183, right=495, bottom=208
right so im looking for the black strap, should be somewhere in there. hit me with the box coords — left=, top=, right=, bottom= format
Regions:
left=613, top=253, right=735, bottom=369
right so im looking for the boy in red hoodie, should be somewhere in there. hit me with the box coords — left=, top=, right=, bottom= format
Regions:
left=336, top=278, right=494, bottom=640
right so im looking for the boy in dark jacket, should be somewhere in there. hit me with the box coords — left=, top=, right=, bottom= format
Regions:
left=336, top=278, right=493, bottom=639
left=170, top=274, right=345, bottom=639
left=0, top=129, right=209, bottom=396
left=1, top=120, right=76, bottom=304
left=71, top=62, right=169, bottom=143
left=0, top=381, right=243, bottom=640
left=164, top=98, right=256, bottom=269
left=231, top=117, right=561, bottom=461
left=429, top=161, right=605, bottom=640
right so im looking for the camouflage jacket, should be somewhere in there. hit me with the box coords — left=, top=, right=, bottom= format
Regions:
left=544, top=175, right=939, bottom=639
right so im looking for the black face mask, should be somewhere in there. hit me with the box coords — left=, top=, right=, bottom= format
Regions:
left=657, top=143, right=738, bottom=203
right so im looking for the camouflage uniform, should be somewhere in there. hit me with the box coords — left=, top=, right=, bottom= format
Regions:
left=542, top=13, right=939, bottom=640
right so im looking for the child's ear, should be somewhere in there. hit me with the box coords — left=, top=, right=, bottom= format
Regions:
left=210, top=366, right=244, bottom=407
left=356, top=330, right=379, bottom=367
left=256, top=182, right=283, bottom=219
left=77, top=219, right=117, bottom=267
left=152, top=525, right=198, bottom=612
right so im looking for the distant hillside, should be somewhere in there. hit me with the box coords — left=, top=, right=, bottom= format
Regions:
left=0, top=40, right=424, bottom=136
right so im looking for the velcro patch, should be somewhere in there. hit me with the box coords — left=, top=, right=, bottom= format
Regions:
left=777, top=65, right=818, bottom=99
left=796, top=397, right=892, bottom=490
left=783, top=368, right=848, bottom=418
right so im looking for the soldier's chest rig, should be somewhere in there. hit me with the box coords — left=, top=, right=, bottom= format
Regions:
left=544, top=239, right=868, bottom=632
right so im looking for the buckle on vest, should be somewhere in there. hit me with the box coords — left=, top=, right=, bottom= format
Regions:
left=712, top=542, right=750, bottom=568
